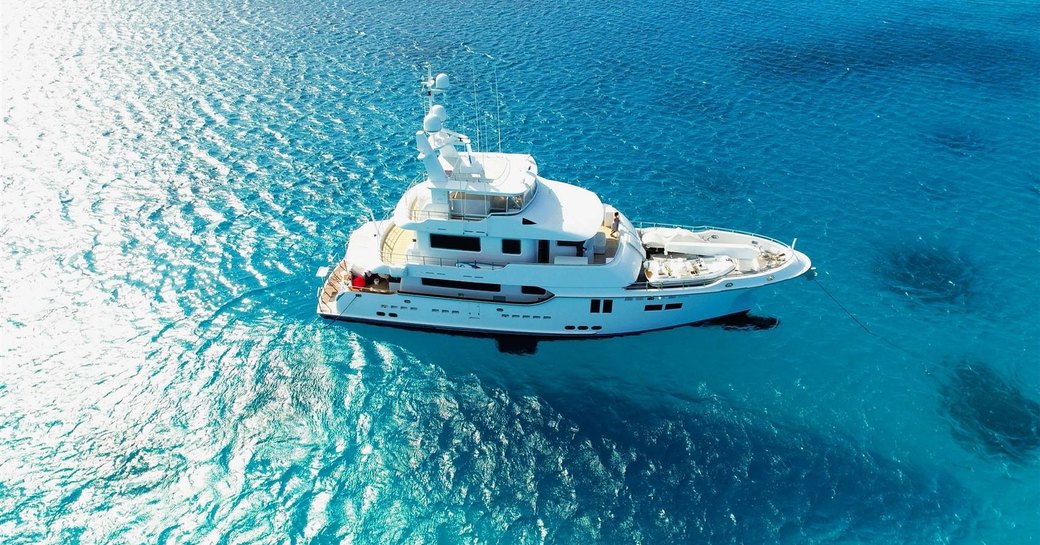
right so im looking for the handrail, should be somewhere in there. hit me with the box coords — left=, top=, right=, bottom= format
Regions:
left=380, top=224, right=408, bottom=263
left=625, top=277, right=728, bottom=290
left=384, top=253, right=510, bottom=269
left=407, top=208, right=524, bottom=221
left=633, top=221, right=791, bottom=247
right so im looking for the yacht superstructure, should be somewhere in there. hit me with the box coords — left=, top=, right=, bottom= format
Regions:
left=317, top=71, right=812, bottom=337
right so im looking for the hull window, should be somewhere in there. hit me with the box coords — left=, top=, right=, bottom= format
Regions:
left=421, top=277, right=501, bottom=292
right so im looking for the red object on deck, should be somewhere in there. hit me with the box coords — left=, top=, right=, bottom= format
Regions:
left=351, top=274, right=366, bottom=288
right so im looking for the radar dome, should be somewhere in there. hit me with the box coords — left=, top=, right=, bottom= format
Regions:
left=423, top=113, right=442, bottom=132
left=434, top=73, right=450, bottom=90
left=429, top=104, right=447, bottom=121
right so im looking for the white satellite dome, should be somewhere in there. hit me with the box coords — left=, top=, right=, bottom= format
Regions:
left=434, top=73, right=450, bottom=90
left=429, top=104, right=447, bottom=121
left=422, top=113, right=442, bottom=132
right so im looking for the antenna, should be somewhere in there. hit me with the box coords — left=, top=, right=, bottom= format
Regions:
left=494, top=64, right=503, bottom=153
left=472, top=77, right=481, bottom=153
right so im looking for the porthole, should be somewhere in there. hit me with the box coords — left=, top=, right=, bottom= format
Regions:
left=565, top=325, right=576, bottom=330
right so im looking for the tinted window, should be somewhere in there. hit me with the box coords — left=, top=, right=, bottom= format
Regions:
left=502, top=239, right=521, bottom=254
left=421, top=277, right=501, bottom=292
left=430, top=234, right=480, bottom=252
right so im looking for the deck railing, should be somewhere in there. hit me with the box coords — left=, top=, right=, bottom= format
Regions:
left=632, top=221, right=792, bottom=248
left=624, top=277, right=728, bottom=290
left=384, top=253, right=510, bottom=270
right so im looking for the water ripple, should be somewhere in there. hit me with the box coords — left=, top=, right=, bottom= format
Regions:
left=2, top=0, right=1038, bottom=543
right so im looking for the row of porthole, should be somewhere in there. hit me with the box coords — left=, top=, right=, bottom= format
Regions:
left=564, top=325, right=603, bottom=331
left=645, top=302, right=683, bottom=312
left=432, top=309, right=461, bottom=314
left=501, top=314, right=552, bottom=319
left=381, top=304, right=418, bottom=311
left=375, top=311, right=398, bottom=317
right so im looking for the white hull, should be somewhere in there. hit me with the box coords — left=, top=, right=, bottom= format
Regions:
left=318, top=248, right=810, bottom=337
left=319, top=290, right=757, bottom=337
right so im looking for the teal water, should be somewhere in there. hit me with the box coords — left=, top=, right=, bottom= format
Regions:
left=2, top=0, right=1039, bottom=543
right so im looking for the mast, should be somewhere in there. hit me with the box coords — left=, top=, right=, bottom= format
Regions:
left=415, top=68, right=484, bottom=184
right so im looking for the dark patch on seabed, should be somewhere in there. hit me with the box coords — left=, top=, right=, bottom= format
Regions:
left=940, top=360, right=1040, bottom=463
left=924, top=128, right=989, bottom=158
left=877, top=238, right=974, bottom=306
left=535, top=391, right=971, bottom=543
left=740, top=21, right=1040, bottom=88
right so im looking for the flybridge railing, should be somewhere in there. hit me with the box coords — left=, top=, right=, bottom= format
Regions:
left=632, top=221, right=792, bottom=248
left=384, top=253, right=509, bottom=270
left=401, top=174, right=538, bottom=222
left=406, top=208, right=520, bottom=222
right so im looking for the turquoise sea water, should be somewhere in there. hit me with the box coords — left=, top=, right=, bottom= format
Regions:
left=2, top=0, right=1039, bottom=543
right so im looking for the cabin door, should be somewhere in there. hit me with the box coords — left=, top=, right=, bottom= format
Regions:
left=537, top=240, right=550, bottom=263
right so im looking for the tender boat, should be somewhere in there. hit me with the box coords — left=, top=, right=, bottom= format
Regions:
left=316, top=70, right=812, bottom=337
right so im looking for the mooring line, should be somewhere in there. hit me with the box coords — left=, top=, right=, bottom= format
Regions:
left=810, top=272, right=927, bottom=362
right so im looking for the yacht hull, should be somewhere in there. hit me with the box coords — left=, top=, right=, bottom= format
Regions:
left=318, top=284, right=769, bottom=338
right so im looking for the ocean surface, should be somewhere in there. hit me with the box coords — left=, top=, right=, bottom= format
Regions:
left=2, top=0, right=1039, bottom=543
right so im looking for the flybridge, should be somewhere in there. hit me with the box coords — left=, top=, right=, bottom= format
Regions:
left=409, top=69, right=541, bottom=221
left=415, top=71, right=487, bottom=183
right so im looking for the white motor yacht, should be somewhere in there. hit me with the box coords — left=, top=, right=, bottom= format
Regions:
left=317, top=71, right=812, bottom=337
